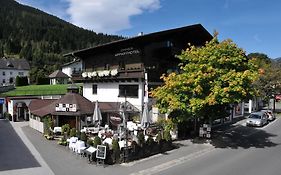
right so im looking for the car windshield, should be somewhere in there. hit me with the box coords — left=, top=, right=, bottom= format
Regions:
left=249, top=114, right=261, bottom=119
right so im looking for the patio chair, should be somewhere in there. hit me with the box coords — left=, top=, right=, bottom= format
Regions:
left=68, top=137, right=78, bottom=151
left=75, top=140, right=87, bottom=154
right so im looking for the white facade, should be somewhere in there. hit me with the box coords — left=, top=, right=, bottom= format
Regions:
left=29, top=116, right=44, bottom=133
left=5, top=94, right=62, bottom=122
left=62, top=60, right=82, bottom=77
left=0, top=69, right=29, bottom=85
left=83, top=81, right=145, bottom=111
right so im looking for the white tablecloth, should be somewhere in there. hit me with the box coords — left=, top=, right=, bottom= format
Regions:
left=53, top=127, right=62, bottom=133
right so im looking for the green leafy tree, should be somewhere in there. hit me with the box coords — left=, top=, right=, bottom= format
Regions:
left=251, top=56, right=281, bottom=111
left=152, top=34, right=259, bottom=128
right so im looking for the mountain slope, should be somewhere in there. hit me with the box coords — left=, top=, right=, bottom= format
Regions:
left=0, top=0, right=122, bottom=83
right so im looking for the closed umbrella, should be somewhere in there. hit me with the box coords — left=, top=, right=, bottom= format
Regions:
left=141, top=102, right=151, bottom=128
left=93, top=101, right=102, bottom=126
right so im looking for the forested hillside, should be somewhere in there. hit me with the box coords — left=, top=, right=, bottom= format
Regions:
left=0, top=0, right=122, bottom=83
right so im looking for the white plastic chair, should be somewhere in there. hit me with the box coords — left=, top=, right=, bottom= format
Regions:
left=75, top=140, right=86, bottom=154
left=68, top=137, right=78, bottom=151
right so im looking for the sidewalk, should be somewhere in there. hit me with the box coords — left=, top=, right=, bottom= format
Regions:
left=0, top=121, right=54, bottom=175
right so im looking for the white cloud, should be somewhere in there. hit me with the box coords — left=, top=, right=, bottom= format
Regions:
left=253, top=34, right=262, bottom=43
left=65, top=0, right=161, bottom=34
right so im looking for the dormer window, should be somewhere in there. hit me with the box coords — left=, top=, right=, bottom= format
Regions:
left=6, top=61, right=14, bottom=68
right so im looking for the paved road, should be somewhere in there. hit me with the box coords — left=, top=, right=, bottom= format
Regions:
left=148, top=117, right=281, bottom=175
left=0, top=119, right=40, bottom=171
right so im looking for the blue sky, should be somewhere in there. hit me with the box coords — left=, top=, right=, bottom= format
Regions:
left=16, top=0, right=281, bottom=58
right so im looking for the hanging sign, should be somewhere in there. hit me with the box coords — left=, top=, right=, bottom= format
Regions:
left=55, top=103, right=77, bottom=112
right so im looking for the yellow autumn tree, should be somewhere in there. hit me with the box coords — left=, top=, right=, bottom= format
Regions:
left=151, top=34, right=259, bottom=124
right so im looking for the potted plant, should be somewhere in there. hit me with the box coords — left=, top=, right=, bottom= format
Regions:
left=93, top=136, right=102, bottom=148
left=111, top=139, right=120, bottom=163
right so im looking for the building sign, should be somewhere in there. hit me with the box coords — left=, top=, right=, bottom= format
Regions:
left=114, top=47, right=140, bottom=57
left=0, top=99, right=4, bottom=104
left=55, top=103, right=77, bottom=112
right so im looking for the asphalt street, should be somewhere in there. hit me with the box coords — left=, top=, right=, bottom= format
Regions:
left=151, top=117, right=281, bottom=175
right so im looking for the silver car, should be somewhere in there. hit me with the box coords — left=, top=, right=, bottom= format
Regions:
left=246, top=112, right=268, bottom=127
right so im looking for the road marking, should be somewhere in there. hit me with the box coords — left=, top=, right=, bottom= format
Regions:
left=130, top=147, right=214, bottom=175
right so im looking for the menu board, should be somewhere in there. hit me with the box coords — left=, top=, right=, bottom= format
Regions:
left=96, top=145, right=107, bottom=160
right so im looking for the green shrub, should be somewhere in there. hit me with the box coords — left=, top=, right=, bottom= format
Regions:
left=4, top=112, right=12, bottom=121
left=70, top=128, right=77, bottom=137
left=163, top=129, right=171, bottom=142
left=112, top=139, right=120, bottom=151
left=76, top=130, right=81, bottom=140
left=132, top=115, right=140, bottom=123
left=58, top=137, right=67, bottom=146
left=112, top=139, right=120, bottom=163
left=137, top=131, right=145, bottom=147
left=146, top=136, right=154, bottom=146
left=156, top=131, right=163, bottom=143
left=80, top=132, right=87, bottom=142
left=93, top=136, right=102, bottom=148
left=15, top=76, right=29, bottom=86
left=61, top=124, right=70, bottom=136
left=87, top=139, right=93, bottom=146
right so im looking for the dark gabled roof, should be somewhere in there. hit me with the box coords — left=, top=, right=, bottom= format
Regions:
left=29, top=99, right=57, bottom=116
left=30, top=92, right=94, bottom=117
left=49, top=70, right=69, bottom=78
left=0, top=57, right=30, bottom=70
left=64, top=24, right=212, bottom=58
left=29, top=97, right=124, bottom=117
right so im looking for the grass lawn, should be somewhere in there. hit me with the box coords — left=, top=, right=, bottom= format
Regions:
left=0, top=84, right=72, bottom=97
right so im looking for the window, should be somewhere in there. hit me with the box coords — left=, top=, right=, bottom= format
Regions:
left=2, top=79, right=5, bottom=84
left=119, top=85, right=138, bottom=98
left=10, top=72, right=13, bottom=75
left=18, top=72, right=24, bottom=76
left=119, top=61, right=125, bottom=70
left=104, top=64, right=110, bottom=70
left=92, top=84, right=97, bottom=94
left=2, top=72, right=5, bottom=76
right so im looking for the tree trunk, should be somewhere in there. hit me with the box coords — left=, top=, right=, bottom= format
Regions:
left=193, top=118, right=197, bottom=135
left=273, top=98, right=276, bottom=112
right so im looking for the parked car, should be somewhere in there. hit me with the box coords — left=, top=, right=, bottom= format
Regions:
left=261, top=110, right=275, bottom=121
left=246, top=112, right=268, bottom=127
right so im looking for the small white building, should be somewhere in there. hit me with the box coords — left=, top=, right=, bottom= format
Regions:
left=49, top=70, right=70, bottom=85
left=0, top=57, right=30, bottom=86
